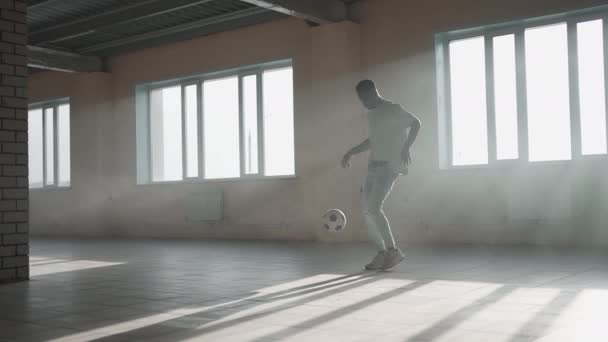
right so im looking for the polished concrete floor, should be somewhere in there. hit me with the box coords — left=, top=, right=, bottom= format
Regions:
left=0, top=238, right=607, bottom=341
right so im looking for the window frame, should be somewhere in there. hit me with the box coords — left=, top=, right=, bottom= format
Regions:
left=138, top=60, right=295, bottom=184
left=436, top=5, right=608, bottom=169
left=28, top=98, right=71, bottom=190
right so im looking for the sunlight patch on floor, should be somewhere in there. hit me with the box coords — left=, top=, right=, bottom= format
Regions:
left=30, top=257, right=126, bottom=276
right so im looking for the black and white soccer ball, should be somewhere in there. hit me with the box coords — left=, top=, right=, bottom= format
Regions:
left=322, top=209, right=346, bottom=232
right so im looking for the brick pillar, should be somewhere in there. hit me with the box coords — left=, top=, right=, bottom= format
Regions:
left=0, top=0, right=28, bottom=283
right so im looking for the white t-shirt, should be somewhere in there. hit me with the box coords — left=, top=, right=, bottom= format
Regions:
left=368, top=100, right=416, bottom=173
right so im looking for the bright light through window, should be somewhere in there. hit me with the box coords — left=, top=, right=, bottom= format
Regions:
left=150, top=86, right=183, bottom=182
left=29, top=103, right=71, bottom=189
left=578, top=20, right=607, bottom=155
left=204, top=76, right=240, bottom=179
left=28, top=109, right=43, bottom=188
left=449, top=36, right=488, bottom=166
left=185, top=84, right=199, bottom=177
left=243, top=75, right=259, bottom=175
left=44, top=107, right=55, bottom=185
left=525, top=23, right=572, bottom=162
left=57, top=104, right=71, bottom=187
left=140, top=63, right=295, bottom=183
left=493, top=34, right=519, bottom=160
left=441, top=14, right=608, bottom=167
left=263, top=67, right=295, bottom=176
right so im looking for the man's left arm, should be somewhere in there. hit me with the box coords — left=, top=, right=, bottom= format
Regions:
left=401, top=112, right=421, bottom=166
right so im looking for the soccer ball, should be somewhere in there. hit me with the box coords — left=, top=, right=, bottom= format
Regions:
left=322, top=209, right=346, bottom=232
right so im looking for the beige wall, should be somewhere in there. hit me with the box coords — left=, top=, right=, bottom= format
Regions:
left=29, top=0, right=608, bottom=245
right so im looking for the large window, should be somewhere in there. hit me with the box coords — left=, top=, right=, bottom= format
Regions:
left=437, top=6, right=608, bottom=167
left=28, top=101, right=71, bottom=188
left=139, top=61, right=295, bottom=183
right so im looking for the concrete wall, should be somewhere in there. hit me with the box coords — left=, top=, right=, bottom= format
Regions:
left=0, top=0, right=28, bottom=282
left=28, top=0, right=608, bottom=245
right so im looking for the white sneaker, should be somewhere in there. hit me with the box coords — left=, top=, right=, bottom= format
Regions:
left=365, top=251, right=387, bottom=270
left=382, top=248, right=405, bottom=269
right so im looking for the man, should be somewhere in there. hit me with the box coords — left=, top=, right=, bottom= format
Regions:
left=342, top=80, right=421, bottom=270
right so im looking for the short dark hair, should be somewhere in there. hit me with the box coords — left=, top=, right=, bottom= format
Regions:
left=356, top=79, right=376, bottom=93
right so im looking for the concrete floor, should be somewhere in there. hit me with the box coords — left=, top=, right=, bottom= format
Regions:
left=0, top=239, right=607, bottom=341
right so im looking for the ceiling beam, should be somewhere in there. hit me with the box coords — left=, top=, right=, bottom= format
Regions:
left=27, top=45, right=103, bottom=73
left=29, top=0, right=217, bottom=45
left=79, top=7, right=278, bottom=55
left=239, top=0, right=348, bottom=24
left=27, top=0, right=58, bottom=10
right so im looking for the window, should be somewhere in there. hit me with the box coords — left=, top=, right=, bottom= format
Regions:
left=28, top=101, right=71, bottom=188
left=493, top=34, right=519, bottom=160
left=28, top=109, right=43, bottom=187
left=437, top=6, right=608, bottom=167
left=138, top=61, right=295, bottom=183
left=203, top=76, right=240, bottom=179
left=577, top=20, right=607, bottom=155
left=242, top=75, right=259, bottom=175
left=184, top=84, right=199, bottom=178
left=150, top=85, right=182, bottom=182
left=525, top=23, right=572, bottom=162
left=262, top=67, right=295, bottom=176
left=449, top=37, right=488, bottom=166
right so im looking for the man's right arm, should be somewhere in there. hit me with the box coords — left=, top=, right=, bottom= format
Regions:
left=349, top=139, right=371, bottom=155
left=342, top=139, right=370, bottom=168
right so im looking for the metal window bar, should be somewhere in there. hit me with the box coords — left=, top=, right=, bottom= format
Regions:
left=256, top=69, right=266, bottom=176
left=198, top=80, right=205, bottom=180
left=485, top=35, right=497, bottom=163
left=181, top=81, right=198, bottom=180
left=441, top=41, right=454, bottom=167
left=41, top=106, right=47, bottom=187
left=56, top=104, right=63, bottom=186
left=568, top=21, right=582, bottom=159
left=603, top=17, right=608, bottom=154
left=181, top=84, right=187, bottom=180
left=514, top=29, right=529, bottom=163
left=53, top=104, right=59, bottom=187
left=434, top=37, right=447, bottom=169
left=238, top=74, right=245, bottom=177
left=239, top=70, right=262, bottom=177
left=146, top=87, right=154, bottom=182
